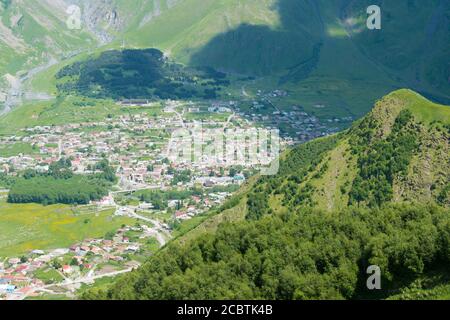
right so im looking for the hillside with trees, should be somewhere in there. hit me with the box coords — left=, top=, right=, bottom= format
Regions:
left=248, top=89, right=449, bottom=216
left=83, top=203, right=450, bottom=300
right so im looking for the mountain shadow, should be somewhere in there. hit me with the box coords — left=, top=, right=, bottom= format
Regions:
left=190, top=0, right=324, bottom=77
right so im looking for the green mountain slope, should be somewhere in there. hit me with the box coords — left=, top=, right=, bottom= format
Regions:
left=81, top=90, right=450, bottom=300
left=0, top=0, right=179, bottom=76
left=55, top=48, right=229, bottom=100
left=342, top=0, right=450, bottom=98
left=127, top=0, right=449, bottom=110
left=249, top=89, right=449, bottom=215
left=188, top=0, right=449, bottom=116
left=122, top=0, right=281, bottom=63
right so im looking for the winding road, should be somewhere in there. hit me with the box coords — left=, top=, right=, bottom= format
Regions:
left=17, top=267, right=135, bottom=301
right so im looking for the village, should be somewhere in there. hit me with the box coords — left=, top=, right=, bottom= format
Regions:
left=0, top=224, right=156, bottom=300
left=0, top=97, right=338, bottom=300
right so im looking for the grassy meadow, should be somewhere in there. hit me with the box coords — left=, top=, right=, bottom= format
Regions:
left=0, top=198, right=135, bottom=257
left=0, top=142, right=38, bottom=157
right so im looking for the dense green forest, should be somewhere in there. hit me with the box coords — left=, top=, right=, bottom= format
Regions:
left=348, top=110, right=419, bottom=207
left=56, top=49, right=229, bottom=100
left=0, top=173, right=17, bottom=188
left=83, top=203, right=450, bottom=300
left=7, top=159, right=116, bottom=205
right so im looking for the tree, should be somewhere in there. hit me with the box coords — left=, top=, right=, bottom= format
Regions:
left=229, top=167, right=238, bottom=177
left=70, top=258, right=79, bottom=266
left=52, top=260, right=62, bottom=270
left=105, top=231, right=115, bottom=240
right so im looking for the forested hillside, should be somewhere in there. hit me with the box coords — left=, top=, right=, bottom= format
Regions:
left=55, top=48, right=228, bottom=100
left=83, top=204, right=450, bottom=300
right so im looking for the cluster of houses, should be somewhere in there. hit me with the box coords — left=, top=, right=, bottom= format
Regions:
left=0, top=118, right=160, bottom=185
left=239, top=104, right=333, bottom=143
left=0, top=259, right=45, bottom=299
left=0, top=247, right=73, bottom=299
left=233, top=88, right=345, bottom=143
left=66, top=234, right=141, bottom=270
left=172, top=191, right=234, bottom=221
left=0, top=225, right=152, bottom=300
left=0, top=103, right=265, bottom=194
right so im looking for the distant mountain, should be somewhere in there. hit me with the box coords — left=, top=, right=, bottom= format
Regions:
left=0, top=0, right=184, bottom=74
left=0, top=0, right=91, bottom=74
left=137, top=0, right=450, bottom=106
left=82, top=90, right=450, bottom=300
left=1, top=0, right=449, bottom=116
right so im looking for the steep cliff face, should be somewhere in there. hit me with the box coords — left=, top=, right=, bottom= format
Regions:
left=73, top=0, right=123, bottom=44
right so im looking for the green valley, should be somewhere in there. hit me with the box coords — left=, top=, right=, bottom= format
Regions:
left=1, top=0, right=449, bottom=303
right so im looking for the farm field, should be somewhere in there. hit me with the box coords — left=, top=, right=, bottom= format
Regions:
left=0, top=199, right=135, bottom=257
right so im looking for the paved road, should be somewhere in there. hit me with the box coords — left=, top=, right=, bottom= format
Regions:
left=111, top=187, right=155, bottom=194
left=18, top=268, right=135, bottom=300
left=129, top=212, right=170, bottom=246
left=112, top=195, right=171, bottom=247
left=241, top=86, right=249, bottom=97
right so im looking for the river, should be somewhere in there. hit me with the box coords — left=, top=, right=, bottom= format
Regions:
left=0, top=57, right=58, bottom=117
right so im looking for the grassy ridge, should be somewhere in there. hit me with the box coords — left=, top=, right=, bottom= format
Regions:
left=391, top=90, right=450, bottom=124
